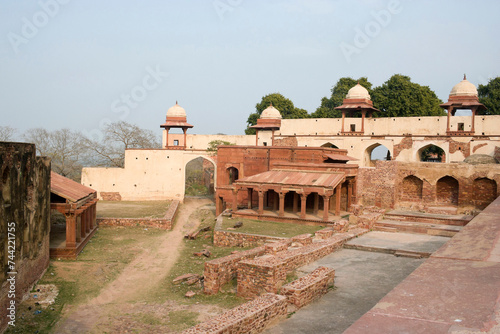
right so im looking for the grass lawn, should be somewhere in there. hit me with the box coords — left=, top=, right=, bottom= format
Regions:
left=96, top=200, right=171, bottom=218
left=221, top=216, right=325, bottom=238
left=6, top=227, right=169, bottom=334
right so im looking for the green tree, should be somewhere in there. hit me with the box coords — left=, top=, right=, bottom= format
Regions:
left=245, top=93, right=309, bottom=134
left=371, top=74, right=445, bottom=117
left=207, top=139, right=235, bottom=154
left=311, top=77, right=372, bottom=118
left=478, top=77, right=500, bottom=115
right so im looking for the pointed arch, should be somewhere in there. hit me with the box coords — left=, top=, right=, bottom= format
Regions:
left=436, top=176, right=459, bottom=205
left=321, top=142, right=339, bottom=149
left=473, top=178, right=497, bottom=209
left=364, top=143, right=391, bottom=167
left=417, top=144, right=446, bottom=163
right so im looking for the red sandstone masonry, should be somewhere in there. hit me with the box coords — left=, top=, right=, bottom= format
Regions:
left=214, top=230, right=286, bottom=247
left=181, top=293, right=287, bottom=334
left=281, top=266, right=335, bottom=309
left=291, top=234, right=313, bottom=245
left=204, top=246, right=266, bottom=295
left=237, top=228, right=368, bottom=299
left=97, top=200, right=179, bottom=230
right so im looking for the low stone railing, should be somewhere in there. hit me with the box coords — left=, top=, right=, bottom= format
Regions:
left=97, top=200, right=179, bottom=230
left=181, top=293, right=287, bottom=334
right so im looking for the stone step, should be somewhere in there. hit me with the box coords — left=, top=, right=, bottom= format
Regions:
left=343, top=243, right=431, bottom=258
left=384, top=210, right=472, bottom=226
left=374, top=219, right=462, bottom=237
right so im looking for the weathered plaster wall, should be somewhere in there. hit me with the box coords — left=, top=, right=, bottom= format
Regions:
left=0, top=142, right=51, bottom=332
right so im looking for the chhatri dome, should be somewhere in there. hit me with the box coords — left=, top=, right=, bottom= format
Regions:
left=346, top=83, right=371, bottom=100
left=449, top=75, right=478, bottom=97
left=166, top=101, right=187, bottom=118
left=260, top=103, right=282, bottom=119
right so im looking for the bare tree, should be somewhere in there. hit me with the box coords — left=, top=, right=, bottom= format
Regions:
left=81, top=121, right=161, bottom=168
left=0, top=126, right=17, bottom=141
left=23, top=128, right=85, bottom=180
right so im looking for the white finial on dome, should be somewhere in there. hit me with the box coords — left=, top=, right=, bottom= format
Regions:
left=449, top=75, right=478, bottom=97
left=166, top=101, right=187, bottom=118
left=260, top=103, right=282, bottom=120
left=346, top=83, right=371, bottom=100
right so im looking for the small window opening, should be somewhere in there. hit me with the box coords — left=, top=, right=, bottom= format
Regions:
left=350, top=124, right=356, bottom=132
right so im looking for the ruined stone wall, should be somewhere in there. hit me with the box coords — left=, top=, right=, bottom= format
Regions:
left=0, top=142, right=51, bottom=332
left=97, top=200, right=179, bottom=230
left=357, top=161, right=500, bottom=211
left=181, top=293, right=287, bottom=334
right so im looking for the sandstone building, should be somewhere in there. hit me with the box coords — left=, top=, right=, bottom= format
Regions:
left=82, top=77, right=500, bottom=214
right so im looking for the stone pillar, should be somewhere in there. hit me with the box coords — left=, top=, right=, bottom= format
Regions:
left=86, top=207, right=91, bottom=233
left=347, top=181, right=353, bottom=211
left=258, top=191, right=264, bottom=215
left=278, top=192, right=286, bottom=217
left=66, top=213, right=77, bottom=248
left=335, top=184, right=341, bottom=216
left=232, top=188, right=239, bottom=212
left=80, top=211, right=86, bottom=239
left=471, top=107, right=476, bottom=133
left=313, top=193, right=319, bottom=214
left=293, top=192, right=299, bottom=213
left=361, top=110, right=366, bottom=133
left=166, top=128, right=169, bottom=148
left=322, top=195, right=330, bottom=221
left=300, top=193, right=307, bottom=219
left=352, top=179, right=358, bottom=205
left=341, top=111, right=345, bottom=133
left=446, top=107, right=452, bottom=132
left=247, top=188, right=253, bottom=209
left=76, top=214, right=82, bottom=243
left=89, top=203, right=95, bottom=230
left=183, top=128, right=187, bottom=148
left=255, top=129, right=259, bottom=146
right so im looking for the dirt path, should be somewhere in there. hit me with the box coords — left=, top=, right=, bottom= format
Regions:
left=53, top=198, right=211, bottom=334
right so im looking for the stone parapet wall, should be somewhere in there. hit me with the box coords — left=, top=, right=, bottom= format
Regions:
left=181, top=293, right=287, bottom=334
left=97, top=200, right=179, bottom=230
left=281, top=266, right=335, bottom=309
left=204, top=246, right=266, bottom=295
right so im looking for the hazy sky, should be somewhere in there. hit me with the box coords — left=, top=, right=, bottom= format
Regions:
left=1, top=0, right=499, bottom=139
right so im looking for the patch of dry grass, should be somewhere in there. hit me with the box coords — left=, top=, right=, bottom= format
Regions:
left=97, top=200, right=171, bottom=218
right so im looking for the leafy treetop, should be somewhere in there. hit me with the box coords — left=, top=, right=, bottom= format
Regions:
left=245, top=93, right=309, bottom=134
left=478, top=77, right=500, bottom=115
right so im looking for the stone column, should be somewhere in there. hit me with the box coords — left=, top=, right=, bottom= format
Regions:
left=341, top=111, right=345, bottom=133
left=86, top=207, right=91, bottom=233
left=183, top=128, right=187, bottom=148
left=66, top=213, right=77, bottom=248
left=76, top=214, right=82, bottom=243
left=232, top=188, right=239, bottom=212
left=446, top=107, right=452, bottom=132
left=247, top=188, right=253, bottom=209
left=322, top=195, right=330, bottom=221
left=278, top=192, right=286, bottom=217
left=300, top=193, right=307, bottom=219
left=335, top=184, right=341, bottom=216
left=258, top=191, right=264, bottom=215
left=165, top=128, right=169, bottom=148
left=347, top=181, right=353, bottom=211
left=471, top=106, right=476, bottom=133
left=361, top=110, right=366, bottom=133
left=80, top=211, right=86, bottom=239
left=255, top=129, right=259, bottom=146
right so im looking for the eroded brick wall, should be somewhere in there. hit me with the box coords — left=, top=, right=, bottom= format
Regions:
left=0, top=142, right=51, bottom=332
left=181, top=293, right=287, bottom=334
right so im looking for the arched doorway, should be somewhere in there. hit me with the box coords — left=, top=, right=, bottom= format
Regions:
left=436, top=176, right=459, bottom=205
left=365, top=143, right=391, bottom=167
left=418, top=144, right=446, bottom=162
left=185, top=157, right=215, bottom=196
left=473, top=178, right=497, bottom=209
left=400, top=175, right=423, bottom=202
left=227, top=167, right=239, bottom=185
